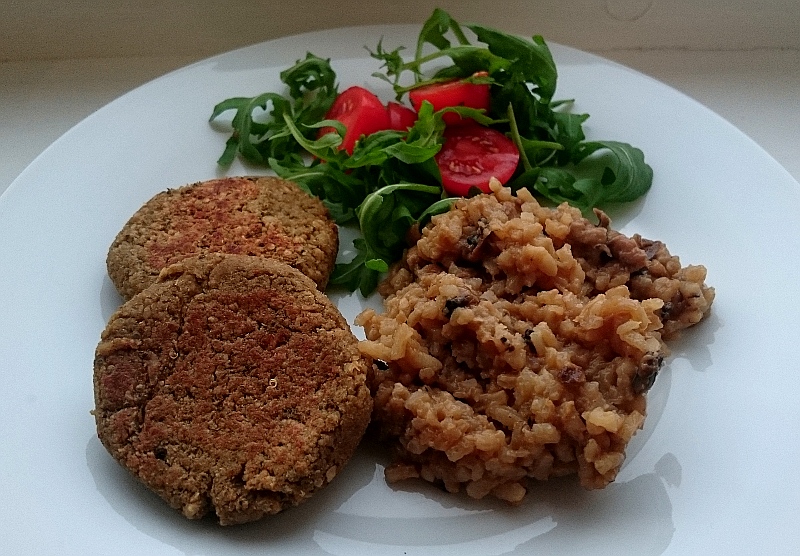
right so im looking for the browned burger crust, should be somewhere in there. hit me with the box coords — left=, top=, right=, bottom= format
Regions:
left=106, top=176, right=338, bottom=299
left=93, top=254, right=371, bottom=525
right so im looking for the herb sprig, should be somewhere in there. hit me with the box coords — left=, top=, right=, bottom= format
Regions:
left=209, top=9, right=653, bottom=296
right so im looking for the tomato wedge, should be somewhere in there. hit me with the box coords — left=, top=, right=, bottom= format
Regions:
left=318, top=86, right=389, bottom=154
left=435, top=125, right=520, bottom=196
left=386, top=101, right=417, bottom=131
left=408, top=73, right=490, bottom=126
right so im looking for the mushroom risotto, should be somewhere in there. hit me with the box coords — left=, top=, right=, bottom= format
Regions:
left=357, top=180, right=714, bottom=502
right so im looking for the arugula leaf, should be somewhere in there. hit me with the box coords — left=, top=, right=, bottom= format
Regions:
left=416, top=7, right=470, bottom=57
left=514, top=141, right=652, bottom=212
left=280, top=52, right=337, bottom=100
left=358, top=183, right=442, bottom=259
left=417, top=197, right=459, bottom=228
left=328, top=238, right=382, bottom=296
left=465, top=26, right=557, bottom=102
left=329, top=183, right=443, bottom=295
left=576, top=140, right=653, bottom=204
left=551, top=110, right=589, bottom=158
left=210, top=53, right=337, bottom=167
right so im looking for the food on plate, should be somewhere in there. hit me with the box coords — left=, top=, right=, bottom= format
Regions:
left=356, top=180, right=714, bottom=502
left=106, top=176, right=338, bottom=299
left=93, top=254, right=372, bottom=525
left=317, top=86, right=390, bottom=154
left=210, top=8, right=653, bottom=295
left=435, top=124, right=520, bottom=196
left=92, top=7, right=715, bottom=519
left=407, top=72, right=491, bottom=126
left=386, top=101, right=418, bottom=131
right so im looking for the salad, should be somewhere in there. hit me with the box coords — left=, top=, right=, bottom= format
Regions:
left=210, top=8, right=653, bottom=295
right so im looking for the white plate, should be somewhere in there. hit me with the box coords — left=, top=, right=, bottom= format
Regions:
left=1, top=24, right=799, bottom=556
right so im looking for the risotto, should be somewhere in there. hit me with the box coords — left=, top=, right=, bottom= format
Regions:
left=356, top=180, right=714, bottom=502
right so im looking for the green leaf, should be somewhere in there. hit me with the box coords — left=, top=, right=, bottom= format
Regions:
left=279, top=52, right=337, bottom=99
left=267, top=154, right=364, bottom=223
left=357, top=182, right=442, bottom=260
left=528, top=167, right=588, bottom=207
left=518, top=140, right=652, bottom=212
left=209, top=54, right=338, bottom=167
left=328, top=240, right=382, bottom=297
left=465, top=25, right=557, bottom=102
left=209, top=96, right=249, bottom=122
left=331, top=183, right=444, bottom=296
left=416, top=8, right=470, bottom=59
left=443, top=46, right=511, bottom=76
left=216, top=135, right=242, bottom=167
left=364, top=258, right=390, bottom=272
left=417, top=197, right=458, bottom=228
left=370, top=39, right=406, bottom=77
left=552, top=111, right=589, bottom=155
left=577, top=140, right=653, bottom=203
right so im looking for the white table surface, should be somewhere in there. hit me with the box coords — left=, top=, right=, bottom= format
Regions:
left=2, top=47, right=798, bottom=199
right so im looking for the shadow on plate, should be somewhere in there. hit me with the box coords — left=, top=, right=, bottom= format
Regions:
left=319, top=445, right=679, bottom=556
left=100, top=275, right=124, bottom=323
left=87, top=434, right=678, bottom=555
left=667, top=308, right=721, bottom=374
left=85, top=436, right=380, bottom=554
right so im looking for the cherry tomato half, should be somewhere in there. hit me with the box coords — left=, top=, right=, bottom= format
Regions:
left=386, top=101, right=418, bottom=131
left=408, top=73, right=490, bottom=126
left=318, top=86, right=389, bottom=154
left=435, top=124, right=520, bottom=196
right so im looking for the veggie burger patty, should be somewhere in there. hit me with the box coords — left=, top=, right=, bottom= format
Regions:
left=93, top=254, right=372, bottom=525
left=106, top=176, right=339, bottom=300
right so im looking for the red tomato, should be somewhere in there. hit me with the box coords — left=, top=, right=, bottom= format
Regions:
left=435, top=125, right=520, bottom=196
left=318, top=86, right=389, bottom=154
left=408, top=73, right=490, bottom=126
left=386, top=101, right=417, bottom=131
